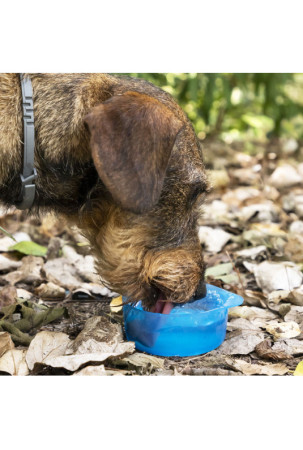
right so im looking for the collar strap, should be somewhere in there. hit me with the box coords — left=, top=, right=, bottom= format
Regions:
left=14, top=74, right=37, bottom=210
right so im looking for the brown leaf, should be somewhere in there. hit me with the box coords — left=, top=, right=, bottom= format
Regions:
left=255, top=339, right=292, bottom=361
left=0, top=285, right=17, bottom=309
left=2, top=256, right=44, bottom=285
left=0, top=331, right=14, bottom=357
left=35, top=282, right=66, bottom=299
left=226, top=357, right=289, bottom=375
left=66, top=316, right=132, bottom=356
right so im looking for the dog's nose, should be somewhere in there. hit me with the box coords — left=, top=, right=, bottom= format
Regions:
left=192, top=278, right=207, bottom=300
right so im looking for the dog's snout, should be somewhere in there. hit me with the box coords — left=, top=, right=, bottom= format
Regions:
left=193, top=277, right=207, bottom=300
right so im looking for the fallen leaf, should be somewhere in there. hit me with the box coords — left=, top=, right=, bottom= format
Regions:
left=73, top=365, right=107, bottom=376
left=284, top=306, right=303, bottom=331
left=2, top=256, right=44, bottom=285
left=25, top=317, right=135, bottom=373
left=272, top=339, right=303, bottom=356
left=268, top=290, right=290, bottom=304
left=26, top=331, right=71, bottom=370
left=0, top=331, right=14, bottom=357
left=43, top=257, right=83, bottom=289
left=269, top=164, right=302, bottom=188
left=222, top=187, right=260, bottom=207
left=235, top=245, right=267, bottom=260
left=246, top=261, right=303, bottom=293
left=289, top=220, right=303, bottom=234
left=285, top=234, right=303, bottom=263
left=216, top=330, right=265, bottom=355
left=119, top=352, right=165, bottom=370
left=265, top=321, right=301, bottom=340
left=229, top=305, right=276, bottom=321
left=66, top=316, right=131, bottom=355
left=198, top=227, right=232, bottom=253
left=227, top=318, right=262, bottom=332
left=255, top=339, right=292, bottom=361
left=0, top=254, right=22, bottom=272
left=16, top=289, right=32, bottom=300
left=35, top=282, right=66, bottom=299
left=237, top=202, right=279, bottom=223
left=9, top=241, right=47, bottom=257
left=289, top=286, right=303, bottom=306
left=62, top=246, right=100, bottom=283
left=205, top=263, right=236, bottom=284
left=0, top=232, right=31, bottom=252
left=294, top=361, right=303, bottom=376
left=110, top=296, right=123, bottom=313
left=0, top=349, right=29, bottom=375
left=0, top=285, right=17, bottom=308
left=226, top=357, right=289, bottom=375
left=0, top=301, right=67, bottom=346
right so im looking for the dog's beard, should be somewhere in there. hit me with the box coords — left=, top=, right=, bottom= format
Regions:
left=79, top=205, right=205, bottom=313
left=94, top=232, right=205, bottom=312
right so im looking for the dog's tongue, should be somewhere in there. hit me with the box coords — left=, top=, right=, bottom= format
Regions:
left=152, top=299, right=174, bottom=314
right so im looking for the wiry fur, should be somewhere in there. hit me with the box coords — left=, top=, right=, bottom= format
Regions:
left=0, top=73, right=209, bottom=309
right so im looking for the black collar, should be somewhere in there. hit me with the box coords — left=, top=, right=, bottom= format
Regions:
left=14, top=74, right=37, bottom=210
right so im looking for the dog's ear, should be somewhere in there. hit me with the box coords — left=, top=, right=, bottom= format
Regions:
left=84, top=91, right=183, bottom=213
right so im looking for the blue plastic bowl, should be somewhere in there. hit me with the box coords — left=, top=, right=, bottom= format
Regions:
left=123, top=284, right=243, bottom=357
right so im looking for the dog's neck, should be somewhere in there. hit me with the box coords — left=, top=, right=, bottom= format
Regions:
left=0, top=73, right=113, bottom=212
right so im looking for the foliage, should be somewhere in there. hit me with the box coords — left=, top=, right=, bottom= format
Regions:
left=126, top=73, right=303, bottom=142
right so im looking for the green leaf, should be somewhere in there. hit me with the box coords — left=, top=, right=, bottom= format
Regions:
left=9, top=241, right=47, bottom=257
left=294, top=361, right=303, bottom=376
left=205, top=263, right=233, bottom=278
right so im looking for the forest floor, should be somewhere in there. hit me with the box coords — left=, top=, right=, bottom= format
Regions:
left=1, top=138, right=303, bottom=376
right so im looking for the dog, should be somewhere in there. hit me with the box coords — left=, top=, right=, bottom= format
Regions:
left=0, top=74, right=209, bottom=312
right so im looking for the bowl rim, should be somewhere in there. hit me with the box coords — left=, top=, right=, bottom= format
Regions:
left=122, top=284, right=243, bottom=318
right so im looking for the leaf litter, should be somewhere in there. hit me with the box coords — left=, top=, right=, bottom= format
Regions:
left=1, top=139, right=303, bottom=375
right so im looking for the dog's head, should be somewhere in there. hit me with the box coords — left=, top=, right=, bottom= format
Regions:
left=83, top=90, right=209, bottom=312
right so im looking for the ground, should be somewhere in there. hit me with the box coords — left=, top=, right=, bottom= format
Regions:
left=1, top=137, right=303, bottom=376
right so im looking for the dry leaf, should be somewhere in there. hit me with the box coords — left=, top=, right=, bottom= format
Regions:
left=255, top=339, right=292, bottom=361
left=269, top=164, right=302, bottom=188
left=227, top=318, right=262, bottom=332
left=110, top=296, right=123, bottom=313
left=284, top=306, right=303, bottom=331
left=26, top=331, right=71, bottom=370
left=0, top=285, right=17, bottom=308
left=2, top=256, right=44, bottom=285
left=0, top=254, right=22, bottom=272
left=227, top=357, right=289, bottom=375
left=0, top=349, right=29, bottom=375
left=198, top=226, right=232, bottom=253
left=216, top=330, right=265, bottom=355
left=26, top=317, right=135, bottom=373
left=35, top=282, right=66, bottom=299
left=43, top=257, right=82, bottom=289
left=120, top=352, right=165, bottom=370
left=289, top=286, right=303, bottom=306
left=73, top=365, right=108, bottom=376
left=247, top=261, right=303, bottom=293
left=268, top=290, right=290, bottom=304
left=229, top=305, right=276, bottom=321
left=272, top=339, right=303, bottom=356
left=66, top=316, right=131, bottom=355
left=265, top=321, right=301, bottom=340
left=0, top=331, right=14, bottom=357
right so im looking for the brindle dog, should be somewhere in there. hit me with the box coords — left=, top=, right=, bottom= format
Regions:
left=0, top=74, right=209, bottom=312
